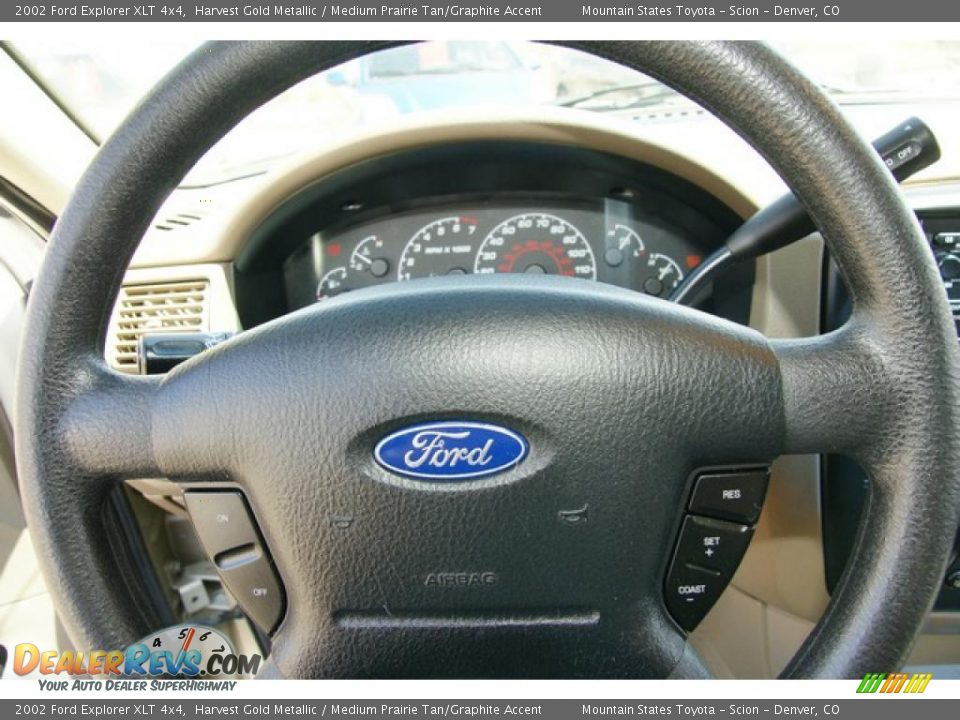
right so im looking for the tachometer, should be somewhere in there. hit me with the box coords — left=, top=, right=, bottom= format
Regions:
left=398, top=216, right=480, bottom=280
left=474, top=213, right=597, bottom=279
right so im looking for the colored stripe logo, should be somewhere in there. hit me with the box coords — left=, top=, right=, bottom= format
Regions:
left=857, top=672, right=932, bottom=694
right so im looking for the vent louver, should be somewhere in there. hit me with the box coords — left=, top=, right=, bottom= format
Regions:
left=154, top=210, right=208, bottom=232
left=108, top=281, right=209, bottom=373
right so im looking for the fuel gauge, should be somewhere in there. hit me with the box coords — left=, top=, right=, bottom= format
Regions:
left=316, top=266, right=349, bottom=300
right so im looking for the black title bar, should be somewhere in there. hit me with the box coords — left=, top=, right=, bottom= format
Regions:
left=5, top=0, right=960, bottom=22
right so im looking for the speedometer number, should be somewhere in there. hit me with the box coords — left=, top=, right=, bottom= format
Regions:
left=475, top=213, right=597, bottom=280
left=399, top=217, right=480, bottom=280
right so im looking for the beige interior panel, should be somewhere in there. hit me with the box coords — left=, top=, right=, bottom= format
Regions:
left=690, top=585, right=770, bottom=678
left=0, top=530, right=62, bottom=679
left=750, top=234, right=825, bottom=340
left=735, top=455, right=830, bottom=623
left=908, top=634, right=960, bottom=667
left=764, top=603, right=817, bottom=676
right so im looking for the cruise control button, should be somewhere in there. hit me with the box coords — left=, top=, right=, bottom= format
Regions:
left=218, top=551, right=284, bottom=633
left=689, top=468, right=770, bottom=524
left=184, top=491, right=259, bottom=556
left=675, top=515, right=753, bottom=576
left=664, top=562, right=723, bottom=631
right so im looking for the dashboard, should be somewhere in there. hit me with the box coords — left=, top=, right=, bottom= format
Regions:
left=284, top=198, right=710, bottom=310
left=227, top=139, right=754, bottom=326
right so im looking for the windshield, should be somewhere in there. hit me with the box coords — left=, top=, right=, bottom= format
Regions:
left=11, top=40, right=960, bottom=185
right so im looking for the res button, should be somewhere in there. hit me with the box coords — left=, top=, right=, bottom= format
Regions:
left=688, top=467, right=770, bottom=524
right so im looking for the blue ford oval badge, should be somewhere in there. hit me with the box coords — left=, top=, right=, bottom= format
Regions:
left=374, top=421, right=529, bottom=481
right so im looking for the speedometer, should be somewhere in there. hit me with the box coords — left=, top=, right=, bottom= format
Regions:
left=474, top=213, right=597, bottom=280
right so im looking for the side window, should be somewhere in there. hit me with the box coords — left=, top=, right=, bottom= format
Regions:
left=0, top=201, right=45, bottom=504
left=0, top=201, right=45, bottom=438
left=0, top=204, right=44, bottom=292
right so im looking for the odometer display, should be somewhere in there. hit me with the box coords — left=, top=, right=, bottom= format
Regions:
left=474, top=213, right=597, bottom=280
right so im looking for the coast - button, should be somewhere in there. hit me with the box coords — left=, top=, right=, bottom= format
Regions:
left=664, top=562, right=723, bottom=631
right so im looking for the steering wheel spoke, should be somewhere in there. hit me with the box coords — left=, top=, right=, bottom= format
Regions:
left=58, top=362, right=162, bottom=479
left=771, top=327, right=889, bottom=458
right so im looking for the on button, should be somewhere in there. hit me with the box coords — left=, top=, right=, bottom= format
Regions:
left=184, top=491, right=259, bottom=557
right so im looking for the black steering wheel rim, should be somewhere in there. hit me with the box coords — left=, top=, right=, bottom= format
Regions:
left=16, top=41, right=960, bottom=678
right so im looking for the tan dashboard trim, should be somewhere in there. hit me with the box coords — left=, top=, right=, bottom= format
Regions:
left=130, top=107, right=763, bottom=269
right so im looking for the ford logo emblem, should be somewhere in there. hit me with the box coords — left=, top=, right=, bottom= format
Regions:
left=374, top=421, right=529, bottom=481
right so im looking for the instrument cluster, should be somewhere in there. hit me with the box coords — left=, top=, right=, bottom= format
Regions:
left=283, top=198, right=709, bottom=310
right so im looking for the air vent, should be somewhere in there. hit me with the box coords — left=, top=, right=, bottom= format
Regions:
left=154, top=210, right=208, bottom=232
left=108, top=281, right=209, bottom=373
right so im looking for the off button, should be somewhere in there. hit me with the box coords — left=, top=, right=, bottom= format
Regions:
left=689, top=467, right=770, bottom=524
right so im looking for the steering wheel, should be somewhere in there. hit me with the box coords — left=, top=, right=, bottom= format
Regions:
left=16, top=41, right=960, bottom=679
